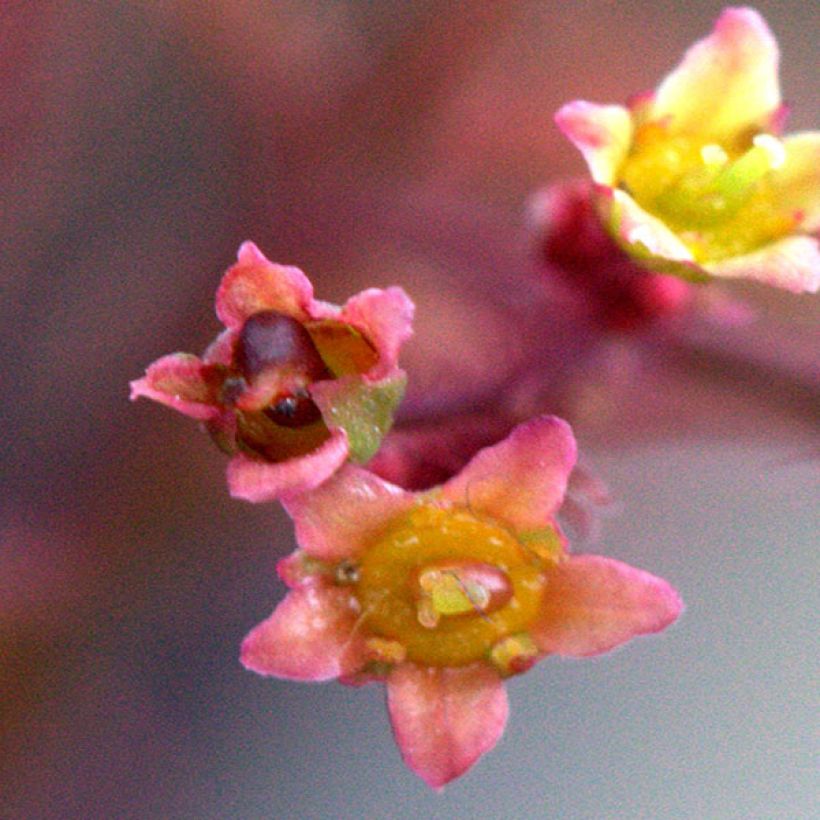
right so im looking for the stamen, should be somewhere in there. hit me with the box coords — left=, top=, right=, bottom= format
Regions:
left=712, top=134, right=785, bottom=199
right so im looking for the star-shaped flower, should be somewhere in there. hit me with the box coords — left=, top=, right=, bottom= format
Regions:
left=556, top=7, right=819, bottom=293
left=241, top=416, right=682, bottom=787
left=130, top=241, right=414, bottom=501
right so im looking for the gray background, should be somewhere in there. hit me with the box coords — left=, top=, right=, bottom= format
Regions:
left=2, top=2, right=817, bottom=818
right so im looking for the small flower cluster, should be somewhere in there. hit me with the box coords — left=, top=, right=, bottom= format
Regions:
left=131, top=8, right=815, bottom=789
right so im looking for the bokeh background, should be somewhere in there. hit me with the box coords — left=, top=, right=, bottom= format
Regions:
left=2, top=2, right=817, bottom=818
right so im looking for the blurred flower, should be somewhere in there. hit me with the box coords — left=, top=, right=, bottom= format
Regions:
left=241, top=417, right=682, bottom=788
left=530, top=179, right=693, bottom=330
left=131, top=241, right=413, bottom=501
left=555, top=7, right=820, bottom=293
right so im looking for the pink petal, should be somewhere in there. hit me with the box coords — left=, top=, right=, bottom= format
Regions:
left=335, top=286, right=415, bottom=379
left=215, top=241, right=315, bottom=329
left=202, top=327, right=236, bottom=366
left=705, top=235, right=820, bottom=294
left=226, top=429, right=349, bottom=502
left=240, top=586, right=365, bottom=681
left=530, top=555, right=683, bottom=658
left=129, top=353, right=221, bottom=421
left=441, top=415, right=577, bottom=533
left=554, top=101, right=633, bottom=186
left=282, top=464, right=414, bottom=561
left=651, top=8, right=780, bottom=140
left=387, top=662, right=508, bottom=789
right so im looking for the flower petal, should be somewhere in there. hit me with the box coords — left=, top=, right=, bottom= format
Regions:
left=240, top=586, right=365, bottom=681
left=336, top=286, right=415, bottom=379
left=704, top=234, right=820, bottom=294
left=554, top=101, right=633, bottom=186
left=201, top=327, right=236, bottom=366
left=215, top=241, right=315, bottom=329
left=226, top=429, right=349, bottom=502
left=770, top=132, right=820, bottom=233
left=531, top=555, right=682, bottom=657
left=129, top=353, right=221, bottom=421
left=651, top=7, right=780, bottom=141
left=387, top=662, right=508, bottom=789
left=282, top=464, right=415, bottom=561
left=440, top=415, right=577, bottom=532
left=598, top=187, right=696, bottom=265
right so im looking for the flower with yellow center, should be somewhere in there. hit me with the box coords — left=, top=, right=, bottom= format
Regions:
left=555, top=7, right=819, bottom=293
left=241, top=417, right=682, bottom=788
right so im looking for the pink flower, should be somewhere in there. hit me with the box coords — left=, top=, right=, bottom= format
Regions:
left=531, top=179, right=692, bottom=330
left=130, top=241, right=414, bottom=501
left=241, top=416, right=682, bottom=788
left=555, top=8, right=820, bottom=293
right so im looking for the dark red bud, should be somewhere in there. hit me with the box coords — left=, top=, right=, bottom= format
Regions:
left=234, top=310, right=329, bottom=382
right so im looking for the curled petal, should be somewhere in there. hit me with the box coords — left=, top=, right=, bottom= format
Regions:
left=704, top=235, right=820, bottom=294
left=226, top=429, right=349, bottom=502
left=241, top=586, right=365, bottom=681
left=770, top=132, right=820, bottom=233
left=282, top=465, right=415, bottom=562
left=441, top=415, right=577, bottom=532
left=129, top=353, right=221, bottom=421
left=531, top=555, right=683, bottom=657
left=555, top=102, right=633, bottom=186
left=202, top=328, right=236, bottom=366
left=387, top=662, right=508, bottom=789
left=215, top=241, right=315, bottom=329
left=652, top=7, right=780, bottom=140
left=598, top=187, right=696, bottom=266
left=336, top=286, right=415, bottom=379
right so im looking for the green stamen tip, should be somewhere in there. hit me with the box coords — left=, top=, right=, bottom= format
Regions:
left=422, top=570, right=489, bottom=616
left=713, top=134, right=784, bottom=199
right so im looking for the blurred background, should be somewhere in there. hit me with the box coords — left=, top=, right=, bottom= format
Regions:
left=1, top=1, right=817, bottom=817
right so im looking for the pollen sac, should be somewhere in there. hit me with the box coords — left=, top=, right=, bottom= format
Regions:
left=489, top=633, right=539, bottom=677
left=234, top=310, right=330, bottom=383
left=264, top=388, right=323, bottom=428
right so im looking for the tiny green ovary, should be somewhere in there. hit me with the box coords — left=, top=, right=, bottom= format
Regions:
left=353, top=506, right=548, bottom=667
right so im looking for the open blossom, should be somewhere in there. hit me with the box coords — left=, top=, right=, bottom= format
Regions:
left=130, top=241, right=413, bottom=501
left=556, top=7, right=820, bottom=293
left=241, top=416, right=682, bottom=788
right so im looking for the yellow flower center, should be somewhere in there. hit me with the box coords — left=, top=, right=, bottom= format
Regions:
left=352, top=505, right=554, bottom=669
left=619, top=123, right=795, bottom=261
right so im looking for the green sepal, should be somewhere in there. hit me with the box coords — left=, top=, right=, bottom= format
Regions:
left=312, top=370, right=407, bottom=464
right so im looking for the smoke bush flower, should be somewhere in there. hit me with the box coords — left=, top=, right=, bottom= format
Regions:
left=130, top=241, right=413, bottom=501
left=555, top=7, right=820, bottom=293
left=241, top=417, right=682, bottom=788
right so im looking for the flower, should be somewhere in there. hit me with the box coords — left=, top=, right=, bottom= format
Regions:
left=555, top=7, right=820, bottom=293
left=130, top=241, right=414, bottom=501
left=241, top=416, right=682, bottom=788
left=531, top=179, right=692, bottom=330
